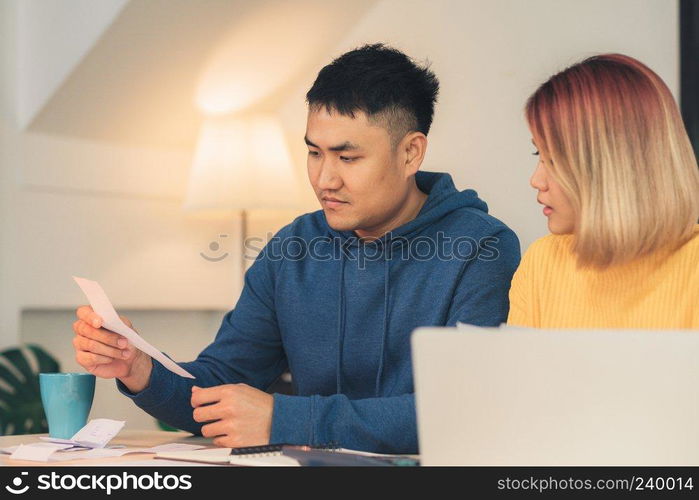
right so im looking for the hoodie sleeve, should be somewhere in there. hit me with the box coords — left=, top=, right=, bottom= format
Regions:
left=446, top=225, right=521, bottom=326
left=270, top=392, right=417, bottom=454
left=114, top=228, right=288, bottom=434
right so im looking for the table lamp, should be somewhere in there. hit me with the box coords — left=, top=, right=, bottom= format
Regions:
left=183, top=114, right=302, bottom=284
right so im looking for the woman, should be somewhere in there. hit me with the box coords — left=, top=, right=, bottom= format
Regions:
left=508, top=53, right=699, bottom=329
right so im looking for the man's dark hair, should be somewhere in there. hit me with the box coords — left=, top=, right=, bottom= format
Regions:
left=306, top=43, right=439, bottom=147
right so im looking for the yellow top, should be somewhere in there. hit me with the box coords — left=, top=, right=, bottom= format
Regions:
left=508, top=225, right=699, bottom=329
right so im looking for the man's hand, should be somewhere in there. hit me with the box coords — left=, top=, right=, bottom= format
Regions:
left=72, top=305, right=153, bottom=393
left=191, top=384, right=274, bottom=447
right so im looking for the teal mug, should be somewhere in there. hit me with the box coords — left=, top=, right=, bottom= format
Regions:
left=39, top=373, right=95, bottom=439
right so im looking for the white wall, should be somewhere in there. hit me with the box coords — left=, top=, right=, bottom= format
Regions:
left=280, top=0, right=679, bottom=252
left=0, top=0, right=243, bottom=348
left=16, top=0, right=128, bottom=129
left=0, top=0, right=21, bottom=345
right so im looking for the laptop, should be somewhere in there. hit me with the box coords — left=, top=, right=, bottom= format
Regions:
left=411, top=326, right=699, bottom=465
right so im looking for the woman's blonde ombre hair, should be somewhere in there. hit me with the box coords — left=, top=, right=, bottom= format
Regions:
left=526, top=53, right=699, bottom=268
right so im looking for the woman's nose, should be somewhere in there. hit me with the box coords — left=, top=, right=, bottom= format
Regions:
left=530, top=161, right=548, bottom=191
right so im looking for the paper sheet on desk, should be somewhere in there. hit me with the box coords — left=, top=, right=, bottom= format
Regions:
left=80, top=443, right=206, bottom=459
left=7, top=443, right=206, bottom=462
left=7, top=419, right=128, bottom=462
left=9, top=443, right=75, bottom=462
left=40, top=418, right=126, bottom=448
left=49, top=443, right=208, bottom=461
left=73, top=276, right=195, bottom=379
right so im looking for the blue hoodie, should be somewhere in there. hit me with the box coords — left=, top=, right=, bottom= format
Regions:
left=116, top=171, right=520, bottom=453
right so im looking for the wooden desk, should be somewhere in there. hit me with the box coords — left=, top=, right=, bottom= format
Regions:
left=0, top=430, right=216, bottom=466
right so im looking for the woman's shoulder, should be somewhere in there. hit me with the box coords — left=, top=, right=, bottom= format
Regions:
left=511, top=234, right=577, bottom=285
left=522, top=233, right=575, bottom=265
left=671, top=224, right=699, bottom=263
left=682, top=225, right=699, bottom=251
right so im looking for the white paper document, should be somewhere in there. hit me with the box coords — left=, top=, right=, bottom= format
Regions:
left=71, top=418, right=126, bottom=448
left=40, top=418, right=125, bottom=449
left=1, top=444, right=86, bottom=455
left=9, top=419, right=125, bottom=462
left=18, top=443, right=207, bottom=463
left=73, top=276, right=195, bottom=379
left=80, top=443, right=206, bottom=459
left=9, top=443, right=74, bottom=462
left=148, top=443, right=207, bottom=453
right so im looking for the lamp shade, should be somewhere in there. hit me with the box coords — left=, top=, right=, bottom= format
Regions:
left=184, top=114, right=301, bottom=212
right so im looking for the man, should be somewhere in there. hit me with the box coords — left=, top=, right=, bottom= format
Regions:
left=71, top=44, right=520, bottom=454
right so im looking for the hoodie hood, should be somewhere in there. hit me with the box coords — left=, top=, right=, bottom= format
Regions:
left=328, top=171, right=489, bottom=244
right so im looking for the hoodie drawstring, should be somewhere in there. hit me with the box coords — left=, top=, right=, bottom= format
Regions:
left=335, top=254, right=346, bottom=394
left=374, top=252, right=389, bottom=397
left=336, top=239, right=391, bottom=397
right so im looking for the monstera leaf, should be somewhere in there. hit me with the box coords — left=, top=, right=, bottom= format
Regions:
left=0, top=344, right=60, bottom=435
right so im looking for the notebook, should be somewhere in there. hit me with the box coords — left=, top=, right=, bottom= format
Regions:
left=156, top=445, right=300, bottom=466
left=157, top=444, right=340, bottom=466
left=156, top=444, right=417, bottom=467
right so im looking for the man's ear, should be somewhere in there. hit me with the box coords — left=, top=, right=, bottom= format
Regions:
left=400, top=132, right=428, bottom=178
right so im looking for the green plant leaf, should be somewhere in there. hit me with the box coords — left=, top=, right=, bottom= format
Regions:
left=0, top=345, right=60, bottom=436
left=28, top=344, right=60, bottom=374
